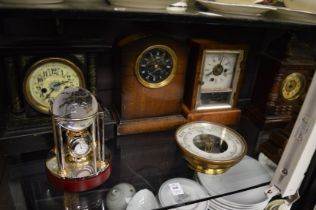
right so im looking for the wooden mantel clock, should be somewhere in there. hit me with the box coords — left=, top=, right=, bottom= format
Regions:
left=114, top=34, right=188, bottom=135
left=247, top=35, right=315, bottom=126
left=183, top=39, right=247, bottom=125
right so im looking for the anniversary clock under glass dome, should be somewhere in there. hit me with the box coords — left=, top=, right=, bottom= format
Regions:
left=46, top=87, right=111, bottom=192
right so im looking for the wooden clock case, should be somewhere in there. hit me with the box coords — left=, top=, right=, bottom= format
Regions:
left=246, top=36, right=315, bottom=128
left=183, top=39, right=247, bottom=125
left=242, top=35, right=315, bottom=156
left=113, top=34, right=188, bottom=135
left=0, top=39, right=116, bottom=155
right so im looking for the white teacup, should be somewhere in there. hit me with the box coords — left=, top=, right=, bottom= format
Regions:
left=106, top=183, right=136, bottom=210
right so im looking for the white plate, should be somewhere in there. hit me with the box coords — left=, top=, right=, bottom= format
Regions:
left=197, top=156, right=271, bottom=206
left=0, top=0, right=62, bottom=3
left=211, top=198, right=267, bottom=210
left=158, top=178, right=209, bottom=210
left=276, top=6, right=316, bottom=24
left=196, top=0, right=276, bottom=16
left=109, top=0, right=178, bottom=9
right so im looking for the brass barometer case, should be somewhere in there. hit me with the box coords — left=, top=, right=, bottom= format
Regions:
left=175, top=121, right=247, bottom=175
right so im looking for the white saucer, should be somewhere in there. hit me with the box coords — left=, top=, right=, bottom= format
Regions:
left=196, top=0, right=276, bottom=16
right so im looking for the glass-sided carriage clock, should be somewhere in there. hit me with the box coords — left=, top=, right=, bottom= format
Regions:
left=183, top=39, right=247, bottom=125
left=46, top=87, right=111, bottom=192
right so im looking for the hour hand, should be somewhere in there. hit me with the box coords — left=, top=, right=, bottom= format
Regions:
left=205, top=71, right=212, bottom=77
left=45, top=88, right=54, bottom=99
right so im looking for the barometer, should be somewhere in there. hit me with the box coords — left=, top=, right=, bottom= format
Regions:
left=175, top=121, right=247, bottom=174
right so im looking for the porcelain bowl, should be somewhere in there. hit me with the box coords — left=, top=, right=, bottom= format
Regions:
left=126, top=189, right=159, bottom=210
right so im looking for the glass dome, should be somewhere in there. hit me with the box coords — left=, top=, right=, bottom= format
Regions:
left=52, top=87, right=98, bottom=131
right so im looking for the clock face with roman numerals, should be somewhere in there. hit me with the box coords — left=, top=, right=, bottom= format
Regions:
left=23, top=58, right=85, bottom=114
left=135, top=45, right=177, bottom=88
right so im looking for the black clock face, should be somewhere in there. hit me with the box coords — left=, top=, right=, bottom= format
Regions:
left=136, top=45, right=176, bottom=88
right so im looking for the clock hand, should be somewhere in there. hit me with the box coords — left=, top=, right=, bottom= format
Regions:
left=205, top=71, right=213, bottom=76
left=45, top=87, right=55, bottom=99
left=219, top=55, right=224, bottom=65
left=59, top=80, right=70, bottom=85
left=45, top=81, right=70, bottom=99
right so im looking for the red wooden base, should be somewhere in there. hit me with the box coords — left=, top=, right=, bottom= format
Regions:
left=46, top=162, right=111, bottom=192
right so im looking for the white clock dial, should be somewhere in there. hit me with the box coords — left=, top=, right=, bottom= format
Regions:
left=23, top=58, right=85, bottom=114
left=176, top=122, right=246, bottom=162
left=74, top=141, right=89, bottom=155
left=69, top=136, right=91, bottom=158
left=201, top=52, right=238, bottom=92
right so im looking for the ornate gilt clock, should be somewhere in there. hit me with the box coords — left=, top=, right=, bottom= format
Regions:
left=183, top=39, right=247, bottom=125
left=114, top=34, right=188, bottom=135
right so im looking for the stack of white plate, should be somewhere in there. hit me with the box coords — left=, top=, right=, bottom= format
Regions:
left=197, top=156, right=271, bottom=210
left=108, top=0, right=179, bottom=9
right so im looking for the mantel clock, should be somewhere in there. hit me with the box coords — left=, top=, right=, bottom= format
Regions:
left=247, top=36, right=315, bottom=126
left=183, top=39, right=247, bottom=125
left=114, top=34, right=188, bottom=135
left=23, top=57, right=86, bottom=114
left=242, top=35, right=315, bottom=155
left=3, top=53, right=93, bottom=131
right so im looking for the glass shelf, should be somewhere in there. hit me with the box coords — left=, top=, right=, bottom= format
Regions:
left=0, top=130, right=274, bottom=210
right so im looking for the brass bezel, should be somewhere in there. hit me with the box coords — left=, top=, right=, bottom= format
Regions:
left=281, top=72, right=306, bottom=101
left=23, top=57, right=86, bottom=114
left=135, top=45, right=177, bottom=88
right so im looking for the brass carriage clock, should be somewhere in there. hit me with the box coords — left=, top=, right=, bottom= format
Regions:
left=183, top=39, right=247, bottom=125
left=46, top=87, right=111, bottom=192
left=114, top=34, right=188, bottom=135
